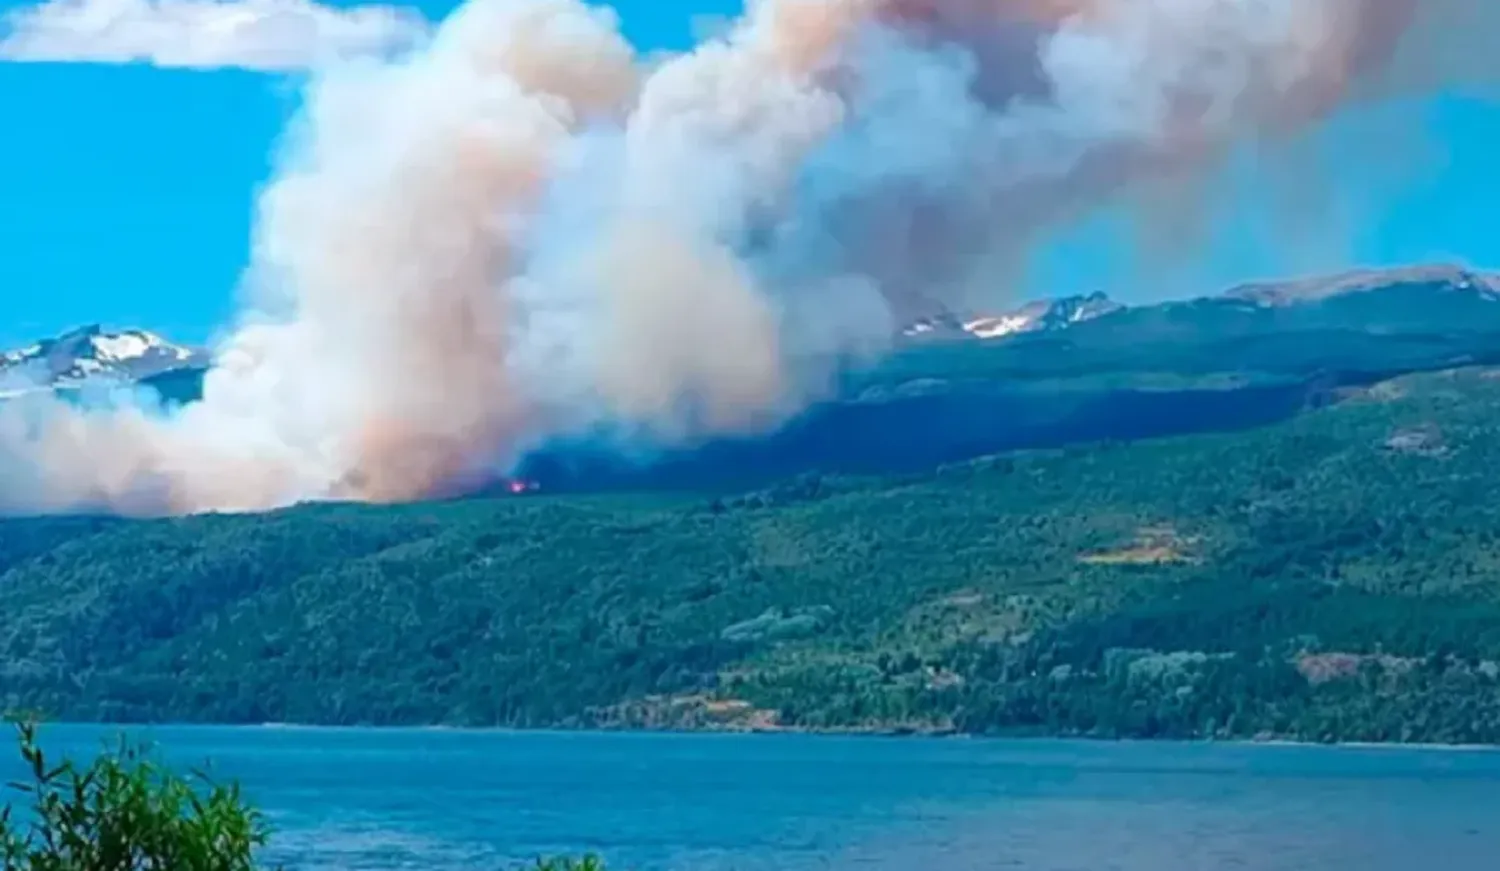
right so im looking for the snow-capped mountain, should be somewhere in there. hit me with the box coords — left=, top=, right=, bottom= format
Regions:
left=1221, top=264, right=1500, bottom=307
left=0, top=325, right=208, bottom=398
left=961, top=292, right=1123, bottom=339
left=904, top=291, right=1123, bottom=341
left=5, top=263, right=1499, bottom=408
left=901, top=264, right=1500, bottom=343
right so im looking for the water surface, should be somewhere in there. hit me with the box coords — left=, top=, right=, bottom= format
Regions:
left=11, top=726, right=1500, bottom=870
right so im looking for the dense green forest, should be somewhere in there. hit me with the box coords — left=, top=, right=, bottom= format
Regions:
left=5, top=366, right=1500, bottom=743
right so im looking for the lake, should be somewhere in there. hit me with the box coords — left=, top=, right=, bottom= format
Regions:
left=8, top=726, right=1500, bottom=870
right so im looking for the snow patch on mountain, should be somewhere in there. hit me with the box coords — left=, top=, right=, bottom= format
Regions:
left=906, top=292, right=1124, bottom=341
left=1224, top=264, right=1500, bottom=307
left=0, top=325, right=209, bottom=392
left=963, top=313, right=1041, bottom=339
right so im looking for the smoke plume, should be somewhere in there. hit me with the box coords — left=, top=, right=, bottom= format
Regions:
left=1, top=0, right=1494, bottom=516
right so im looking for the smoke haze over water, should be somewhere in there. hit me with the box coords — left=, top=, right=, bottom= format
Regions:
left=2, top=0, right=1496, bottom=516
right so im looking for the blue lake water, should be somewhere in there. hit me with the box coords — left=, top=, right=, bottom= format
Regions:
left=7, top=726, right=1500, bottom=870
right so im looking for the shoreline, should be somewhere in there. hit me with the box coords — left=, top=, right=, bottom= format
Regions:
left=26, top=719, right=1500, bottom=752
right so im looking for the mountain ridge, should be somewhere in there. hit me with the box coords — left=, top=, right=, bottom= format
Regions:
left=10, top=263, right=1495, bottom=392
left=0, top=324, right=207, bottom=399
left=8, top=262, right=1500, bottom=496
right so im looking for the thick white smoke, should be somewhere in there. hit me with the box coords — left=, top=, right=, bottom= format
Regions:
left=0, top=0, right=1492, bottom=516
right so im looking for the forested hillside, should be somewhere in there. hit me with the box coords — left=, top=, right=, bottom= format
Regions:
left=5, top=366, right=1500, bottom=743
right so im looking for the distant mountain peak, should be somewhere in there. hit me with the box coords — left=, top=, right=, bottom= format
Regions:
left=902, top=264, right=1500, bottom=344
left=0, top=325, right=209, bottom=395
left=918, top=291, right=1123, bottom=341
left=1223, top=264, right=1500, bottom=307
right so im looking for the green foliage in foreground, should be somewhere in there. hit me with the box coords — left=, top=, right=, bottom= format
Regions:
left=7, top=368, right=1500, bottom=744
left=0, top=723, right=608, bottom=870
left=0, top=721, right=269, bottom=871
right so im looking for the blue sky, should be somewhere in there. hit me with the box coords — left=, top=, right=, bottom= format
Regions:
left=1034, top=91, right=1500, bottom=302
left=1, top=0, right=1498, bottom=350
